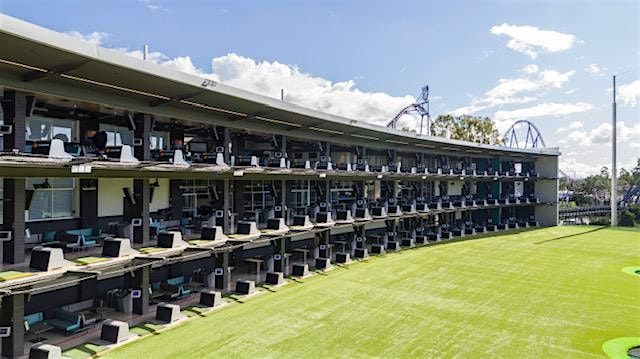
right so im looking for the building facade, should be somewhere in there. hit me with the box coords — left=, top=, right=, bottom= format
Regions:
left=0, top=15, right=558, bottom=357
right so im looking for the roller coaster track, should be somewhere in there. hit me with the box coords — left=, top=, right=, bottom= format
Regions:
left=502, top=120, right=546, bottom=149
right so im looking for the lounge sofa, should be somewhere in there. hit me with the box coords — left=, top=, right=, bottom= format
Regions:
left=47, top=309, right=82, bottom=334
left=24, top=312, right=47, bottom=335
left=159, top=276, right=192, bottom=299
left=61, top=228, right=101, bottom=249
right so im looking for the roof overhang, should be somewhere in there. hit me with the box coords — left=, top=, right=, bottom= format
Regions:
left=0, top=14, right=560, bottom=158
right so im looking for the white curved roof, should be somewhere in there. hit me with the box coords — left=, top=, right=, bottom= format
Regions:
left=0, top=14, right=559, bottom=157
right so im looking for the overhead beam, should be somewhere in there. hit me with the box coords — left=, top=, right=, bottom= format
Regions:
left=22, top=61, right=88, bottom=82
left=149, top=91, right=204, bottom=107
left=229, top=111, right=270, bottom=122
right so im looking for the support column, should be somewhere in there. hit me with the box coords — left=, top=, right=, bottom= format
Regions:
left=280, top=180, right=287, bottom=221
left=273, top=237, right=287, bottom=274
left=133, top=113, right=151, bottom=161
left=132, top=179, right=150, bottom=245
left=78, top=115, right=100, bottom=229
left=318, top=231, right=331, bottom=258
left=79, top=179, right=98, bottom=228
left=2, top=179, right=25, bottom=264
left=492, top=156, right=501, bottom=223
left=1, top=293, right=25, bottom=358
left=325, top=180, right=331, bottom=207
left=2, top=91, right=27, bottom=265
left=233, top=181, right=244, bottom=221
left=223, top=127, right=231, bottom=165
left=2, top=91, right=27, bottom=152
left=213, top=252, right=230, bottom=291
left=280, top=135, right=287, bottom=155
left=132, top=266, right=150, bottom=315
left=169, top=180, right=182, bottom=220
left=223, top=179, right=231, bottom=233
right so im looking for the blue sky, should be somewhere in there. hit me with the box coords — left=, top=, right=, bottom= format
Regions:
left=1, top=0, right=638, bottom=176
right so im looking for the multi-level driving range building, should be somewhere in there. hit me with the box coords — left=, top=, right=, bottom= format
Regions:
left=0, top=15, right=558, bottom=357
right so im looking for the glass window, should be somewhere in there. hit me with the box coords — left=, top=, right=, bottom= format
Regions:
left=26, top=117, right=75, bottom=142
left=99, top=124, right=132, bottom=146
left=181, top=179, right=213, bottom=218
left=26, top=178, right=76, bottom=220
left=150, top=131, right=169, bottom=150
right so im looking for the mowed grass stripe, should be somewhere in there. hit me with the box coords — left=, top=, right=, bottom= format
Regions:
left=103, top=226, right=639, bottom=358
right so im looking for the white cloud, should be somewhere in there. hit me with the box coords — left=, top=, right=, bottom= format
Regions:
left=451, top=69, right=575, bottom=120
left=618, top=80, right=640, bottom=107
left=490, top=23, right=577, bottom=59
left=210, top=54, right=415, bottom=126
left=65, top=31, right=109, bottom=46
left=139, top=0, right=168, bottom=12
left=565, top=121, right=640, bottom=146
left=521, top=64, right=539, bottom=74
left=539, top=70, right=576, bottom=88
left=494, top=102, right=593, bottom=121
left=556, top=120, right=583, bottom=133
left=109, top=48, right=418, bottom=128
left=480, top=50, right=495, bottom=59
left=585, top=63, right=607, bottom=76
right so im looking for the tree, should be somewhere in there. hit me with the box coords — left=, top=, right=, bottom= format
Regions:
left=619, top=210, right=636, bottom=227
left=430, top=115, right=501, bottom=145
left=632, top=158, right=640, bottom=183
left=619, top=168, right=634, bottom=187
left=600, top=166, right=609, bottom=178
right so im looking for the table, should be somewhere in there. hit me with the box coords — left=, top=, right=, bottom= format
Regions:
left=333, top=240, right=349, bottom=253
left=292, top=248, right=309, bottom=263
left=244, top=258, right=264, bottom=283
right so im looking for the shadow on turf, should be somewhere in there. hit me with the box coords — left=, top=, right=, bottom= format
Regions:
left=182, top=307, right=208, bottom=318
left=68, top=344, right=100, bottom=357
left=534, top=226, right=606, bottom=244
left=135, top=323, right=162, bottom=336
left=257, top=284, right=277, bottom=293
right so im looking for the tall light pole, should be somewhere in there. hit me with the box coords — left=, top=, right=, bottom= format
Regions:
left=611, top=75, right=617, bottom=226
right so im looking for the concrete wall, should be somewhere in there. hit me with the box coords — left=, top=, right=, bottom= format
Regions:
left=150, top=178, right=170, bottom=212
left=98, top=178, right=133, bottom=217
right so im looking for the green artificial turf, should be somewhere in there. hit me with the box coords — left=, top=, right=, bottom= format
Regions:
left=129, top=322, right=164, bottom=337
left=0, top=270, right=34, bottom=281
left=73, top=256, right=110, bottom=265
left=602, top=337, right=640, bottom=359
left=103, top=226, right=640, bottom=358
left=62, top=343, right=106, bottom=359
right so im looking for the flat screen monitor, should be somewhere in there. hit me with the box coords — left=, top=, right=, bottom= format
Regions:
left=131, top=218, right=142, bottom=226
left=102, top=240, right=121, bottom=257
left=189, top=142, right=208, bottom=153
left=149, top=186, right=155, bottom=203
left=208, top=186, right=219, bottom=201
left=0, top=125, right=12, bottom=135
left=237, top=222, right=252, bottom=234
left=25, top=189, right=35, bottom=210
left=0, top=231, right=12, bottom=241
left=30, top=250, right=51, bottom=271
left=131, top=289, right=142, bottom=298
left=123, top=188, right=136, bottom=205
left=0, top=327, right=11, bottom=338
